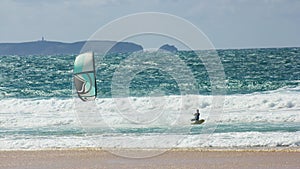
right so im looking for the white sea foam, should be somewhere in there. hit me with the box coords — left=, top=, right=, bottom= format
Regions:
left=1, top=91, right=299, bottom=127
left=0, top=132, right=299, bottom=149
left=0, top=90, right=299, bottom=149
left=0, top=98, right=76, bottom=128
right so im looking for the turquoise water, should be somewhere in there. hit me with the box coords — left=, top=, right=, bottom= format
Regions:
left=0, top=47, right=299, bottom=98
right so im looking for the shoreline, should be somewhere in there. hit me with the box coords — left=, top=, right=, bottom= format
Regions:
left=0, top=146, right=299, bottom=152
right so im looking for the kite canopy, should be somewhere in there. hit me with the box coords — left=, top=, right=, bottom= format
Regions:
left=74, top=52, right=97, bottom=101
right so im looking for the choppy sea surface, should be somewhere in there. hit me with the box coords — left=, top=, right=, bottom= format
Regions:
left=0, top=47, right=299, bottom=149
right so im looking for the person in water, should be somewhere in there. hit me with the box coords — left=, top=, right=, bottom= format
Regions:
left=191, top=109, right=200, bottom=121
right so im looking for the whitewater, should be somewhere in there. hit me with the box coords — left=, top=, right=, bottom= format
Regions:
left=0, top=88, right=299, bottom=149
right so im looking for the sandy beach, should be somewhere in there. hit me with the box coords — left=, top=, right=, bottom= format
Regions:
left=0, top=149, right=299, bottom=169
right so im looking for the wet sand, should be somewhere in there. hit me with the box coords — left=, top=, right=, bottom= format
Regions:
left=0, top=149, right=299, bottom=169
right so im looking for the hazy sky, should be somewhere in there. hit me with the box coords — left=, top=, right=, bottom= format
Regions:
left=1, top=0, right=300, bottom=49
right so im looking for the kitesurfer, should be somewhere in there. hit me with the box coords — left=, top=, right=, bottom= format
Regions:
left=191, top=109, right=200, bottom=121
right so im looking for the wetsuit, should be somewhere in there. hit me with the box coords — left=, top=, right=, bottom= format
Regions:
left=191, top=112, right=200, bottom=121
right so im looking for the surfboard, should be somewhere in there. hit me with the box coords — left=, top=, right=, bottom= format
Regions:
left=191, top=119, right=205, bottom=125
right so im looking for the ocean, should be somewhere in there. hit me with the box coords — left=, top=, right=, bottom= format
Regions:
left=0, top=47, right=299, bottom=150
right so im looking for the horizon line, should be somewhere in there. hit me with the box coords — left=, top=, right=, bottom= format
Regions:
left=0, top=39, right=299, bottom=51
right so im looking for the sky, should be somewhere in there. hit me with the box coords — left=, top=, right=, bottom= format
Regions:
left=0, top=0, right=300, bottom=49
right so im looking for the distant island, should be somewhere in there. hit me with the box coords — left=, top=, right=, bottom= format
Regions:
left=159, top=44, right=178, bottom=53
left=0, top=40, right=143, bottom=55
